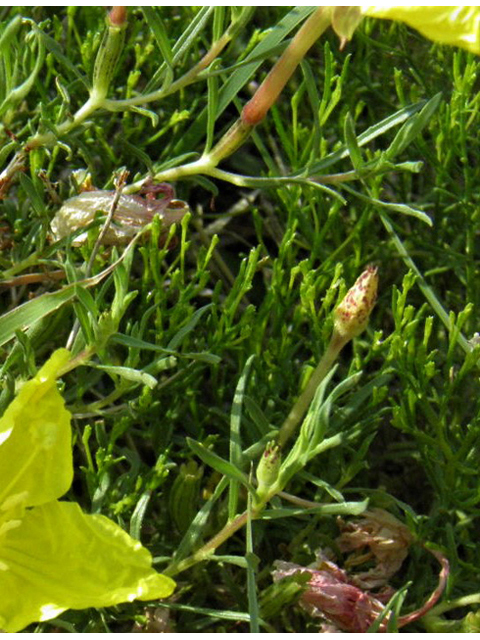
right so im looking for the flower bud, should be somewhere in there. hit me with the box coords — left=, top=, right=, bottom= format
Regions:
left=108, top=7, right=127, bottom=27
left=256, top=441, right=281, bottom=501
left=168, top=460, right=204, bottom=534
left=333, top=266, right=378, bottom=343
left=91, top=9, right=127, bottom=102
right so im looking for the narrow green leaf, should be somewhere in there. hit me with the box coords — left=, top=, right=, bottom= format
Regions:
left=342, top=183, right=433, bottom=226
left=244, top=396, right=272, bottom=434
left=75, top=285, right=99, bottom=319
left=144, top=7, right=214, bottom=94
left=0, top=249, right=133, bottom=348
left=111, top=333, right=221, bottom=364
left=187, top=437, right=254, bottom=492
left=344, top=111, right=364, bottom=171
left=208, top=554, right=249, bottom=568
left=141, top=8, right=174, bottom=70
left=205, top=60, right=220, bottom=153
left=246, top=501, right=260, bottom=633
left=0, top=33, right=44, bottom=117
left=155, top=601, right=251, bottom=622
left=380, top=212, right=471, bottom=354
left=217, top=7, right=315, bottom=116
left=141, top=6, right=174, bottom=92
left=31, top=23, right=88, bottom=86
left=385, top=93, right=442, bottom=160
left=172, top=476, right=229, bottom=563
left=18, top=173, right=45, bottom=216
left=167, top=304, right=212, bottom=350
left=303, top=99, right=427, bottom=175
left=130, top=491, right=152, bottom=540
left=0, top=15, right=22, bottom=52
left=261, top=499, right=369, bottom=519
left=229, top=355, right=255, bottom=518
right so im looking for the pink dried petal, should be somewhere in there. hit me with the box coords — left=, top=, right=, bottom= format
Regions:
left=273, top=558, right=388, bottom=633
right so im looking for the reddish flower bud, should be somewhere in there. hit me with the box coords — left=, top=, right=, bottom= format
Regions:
left=108, top=7, right=127, bottom=27
left=333, top=266, right=378, bottom=342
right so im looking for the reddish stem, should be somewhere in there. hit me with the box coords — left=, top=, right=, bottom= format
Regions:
left=242, top=7, right=331, bottom=126
left=398, top=549, right=450, bottom=628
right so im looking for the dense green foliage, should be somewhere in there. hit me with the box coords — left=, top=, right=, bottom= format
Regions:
left=1, top=6, right=480, bottom=632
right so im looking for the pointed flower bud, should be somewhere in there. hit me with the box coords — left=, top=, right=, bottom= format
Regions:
left=91, top=9, right=127, bottom=103
left=256, top=441, right=281, bottom=501
left=333, top=266, right=378, bottom=343
left=108, top=7, right=127, bottom=27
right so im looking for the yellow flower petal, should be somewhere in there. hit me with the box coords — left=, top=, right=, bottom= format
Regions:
left=0, top=349, right=72, bottom=512
left=0, top=501, right=175, bottom=632
left=362, top=6, right=480, bottom=54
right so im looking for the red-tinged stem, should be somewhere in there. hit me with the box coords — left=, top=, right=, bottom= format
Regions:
left=398, top=548, right=449, bottom=628
left=207, top=7, right=332, bottom=164
left=242, top=7, right=331, bottom=126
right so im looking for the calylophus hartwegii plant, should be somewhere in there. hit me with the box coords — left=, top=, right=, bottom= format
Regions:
left=1, top=5, right=480, bottom=632
left=164, top=266, right=379, bottom=577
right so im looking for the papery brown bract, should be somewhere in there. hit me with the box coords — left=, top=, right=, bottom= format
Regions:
left=337, top=508, right=414, bottom=589
left=51, top=189, right=189, bottom=246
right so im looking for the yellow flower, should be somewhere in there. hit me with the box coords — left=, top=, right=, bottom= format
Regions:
left=0, top=350, right=175, bottom=632
left=361, top=6, right=480, bottom=54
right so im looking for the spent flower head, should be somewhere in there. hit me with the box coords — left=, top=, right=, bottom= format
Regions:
left=337, top=508, right=414, bottom=589
left=273, top=555, right=388, bottom=632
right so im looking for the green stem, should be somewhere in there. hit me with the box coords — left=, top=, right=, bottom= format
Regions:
left=103, top=8, right=255, bottom=112
left=25, top=96, right=102, bottom=151
left=426, top=593, right=480, bottom=617
left=125, top=156, right=215, bottom=193
left=164, top=333, right=347, bottom=577
left=165, top=509, right=250, bottom=577
left=277, top=331, right=346, bottom=448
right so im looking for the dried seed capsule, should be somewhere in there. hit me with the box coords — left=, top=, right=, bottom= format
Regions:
left=50, top=189, right=189, bottom=246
